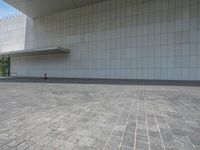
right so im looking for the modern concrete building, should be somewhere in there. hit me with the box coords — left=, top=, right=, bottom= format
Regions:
left=0, top=0, right=200, bottom=80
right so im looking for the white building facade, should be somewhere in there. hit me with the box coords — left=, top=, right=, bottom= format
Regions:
left=1, top=0, right=200, bottom=80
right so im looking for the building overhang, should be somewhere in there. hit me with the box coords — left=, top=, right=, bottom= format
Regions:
left=0, top=47, right=70, bottom=57
left=3, top=0, right=107, bottom=18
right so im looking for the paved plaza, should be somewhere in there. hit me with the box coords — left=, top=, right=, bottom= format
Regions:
left=0, top=80, right=200, bottom=150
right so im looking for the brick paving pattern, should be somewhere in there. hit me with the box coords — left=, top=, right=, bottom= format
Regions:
left=0, top=82, right=200, bottom=150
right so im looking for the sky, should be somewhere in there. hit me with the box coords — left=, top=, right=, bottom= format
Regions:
left=0, top=0, right=20, bottom=19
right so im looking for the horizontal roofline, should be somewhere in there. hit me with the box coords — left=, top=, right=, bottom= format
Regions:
left=0, top=47, right=70, bottom=57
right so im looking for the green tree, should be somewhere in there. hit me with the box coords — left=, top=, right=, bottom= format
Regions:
left=0, top=57, right=10, bottom=76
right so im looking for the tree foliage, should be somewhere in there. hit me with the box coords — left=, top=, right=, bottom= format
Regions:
left=0, top=57, right=10, bottom=76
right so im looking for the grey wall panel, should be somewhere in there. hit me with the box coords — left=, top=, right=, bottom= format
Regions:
left=1, top=0, right=200, bottom=80
left=0, top=15, right=26, bottom=53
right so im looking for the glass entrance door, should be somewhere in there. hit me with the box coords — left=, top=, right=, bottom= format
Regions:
left=0, top=57, right=10, bottom=77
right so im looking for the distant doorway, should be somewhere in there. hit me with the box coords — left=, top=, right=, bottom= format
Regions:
left=0, top=57, right=10, bottom=77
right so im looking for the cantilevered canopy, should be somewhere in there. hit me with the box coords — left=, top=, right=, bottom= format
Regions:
left=0, top=47, right=70, bottom=57
left=3, top=0, right=107, bottom=18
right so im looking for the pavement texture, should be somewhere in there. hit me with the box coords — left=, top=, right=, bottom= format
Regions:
left=0, top=81, right=200, bottom=150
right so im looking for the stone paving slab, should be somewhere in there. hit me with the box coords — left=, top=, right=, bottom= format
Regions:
left=0, top=82, right=200, bottom=150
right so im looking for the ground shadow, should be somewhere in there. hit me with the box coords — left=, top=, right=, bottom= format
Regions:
left=0, top=77, right=200, bottom=87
